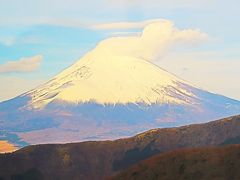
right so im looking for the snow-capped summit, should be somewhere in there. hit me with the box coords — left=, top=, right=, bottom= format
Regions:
left=26, top=49, right=196, bottom=109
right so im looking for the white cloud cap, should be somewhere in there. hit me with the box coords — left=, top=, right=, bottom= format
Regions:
left=92, top=20, right=208, bottom=61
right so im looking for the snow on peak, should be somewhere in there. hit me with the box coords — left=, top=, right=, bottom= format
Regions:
left=26, top=48, right=196, bottom=109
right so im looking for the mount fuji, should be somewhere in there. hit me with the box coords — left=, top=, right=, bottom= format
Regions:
left=0, top=47, right=240, bottom=147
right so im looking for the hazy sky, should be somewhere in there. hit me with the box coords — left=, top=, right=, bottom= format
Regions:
left=0, top=0, right=239, bottom=101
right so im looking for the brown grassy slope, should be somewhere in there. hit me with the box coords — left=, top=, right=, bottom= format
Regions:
left=110, top=145, right=240, bottom=180
left=0, top=115, right=239, bottom=180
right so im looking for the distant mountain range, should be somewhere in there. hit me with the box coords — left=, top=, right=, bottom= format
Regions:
left=0, top=115, right=239, bottom=180
left=0, top=47, right=240, bottom=147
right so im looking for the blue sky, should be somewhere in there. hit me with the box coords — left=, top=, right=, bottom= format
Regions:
left=0, top=0, right=239, bottom=101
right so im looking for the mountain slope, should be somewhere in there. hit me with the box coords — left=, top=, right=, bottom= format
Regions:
left=0, top=115, right=239, bottom=180
left=110, top=145, right=240, bottom=180
left=26, top=53, right=195, bottom=109
left=0, top=48, right=239, bottom=147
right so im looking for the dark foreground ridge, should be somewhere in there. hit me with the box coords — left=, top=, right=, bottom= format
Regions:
left=110, top=145, right=240, bottom=180
left=0, top=115, right=240, bottom=180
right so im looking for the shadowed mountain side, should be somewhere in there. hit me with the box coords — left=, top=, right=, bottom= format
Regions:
left=110, top=145, right=240, bottom=180
left=0, top=115, right=239, bottom=180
